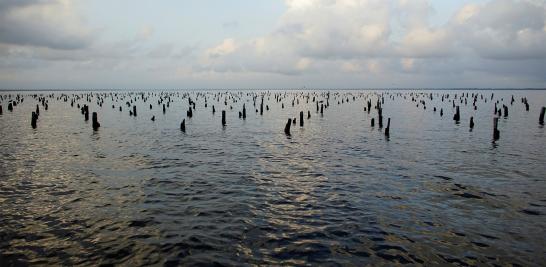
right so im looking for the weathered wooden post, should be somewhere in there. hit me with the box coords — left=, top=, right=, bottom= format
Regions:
left=212, top=105, right=216, bottom=114
left=243, top=104, right=246, bottom=119
left=163, top=104, right=166, bottom=114
left=187, top=107, right=193, bottom=118
left=385, top=118, right=390, bottom=137
left=538, top=107, right=546, bottom=125
left=503, top=105, right=508, bottom=118
left=300, top=111, right=304, bottom=127
left=371, top=118, right=375, bottom=127
left=92, top=112, right=100, bottom=130
left=440, top=108, right=443, bottom=117
left=307, top=110, right=311, bottom=119
left=133, top=105, right=137, bottom=116
left=31, top=112, right=37, bottom=129
left=453, top=106, right=460, bottom=122
left=470, top=117, right=474, bottom=129
left=0, top=105, right=2, bottom=115
left=180, top=119, right=186, bottom=132
left=284, top=118, right=292, bottom=135
left=36, top=104, right=40, bottom=116
left=151, top=116, right=155, bottom=121
left=222, top=110, right=226, bottom=126
left=493, top=117, right=500, bottom=140
left=320, top=104, right=324, bottom=114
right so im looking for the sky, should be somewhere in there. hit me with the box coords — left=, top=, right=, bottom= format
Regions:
left=0, top=0, right=545, bottom=89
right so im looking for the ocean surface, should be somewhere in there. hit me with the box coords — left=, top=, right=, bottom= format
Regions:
left=0, top=90, right=545, bottom=266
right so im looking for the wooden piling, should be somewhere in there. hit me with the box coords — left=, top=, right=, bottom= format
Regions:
left=453, top=106, right=460, bottom=122
left=133, top=105, right=137, bottom=116
left=243, top=104, right=246, bottom=119
left=222, top=110, right=226, bottom=126
left=300, top=111, right=304, bottom=127
left=371, top=118, right=375, bottom=127
left=92, top=112, right=100, bottom=130
left=493, top=117, right=500, bottom=140
left=151, top=116, right=155, bottom=121
left=307, top=110, right=311, bottom=119
left=470, top=117, right=474, bottom=129
left=181, top=119, right=186, bottom=132
left=284, top=118, right=292, bottom=135
left=31, top=112, right=37, bottom=129
left=8, top=102, right=13, bottom=111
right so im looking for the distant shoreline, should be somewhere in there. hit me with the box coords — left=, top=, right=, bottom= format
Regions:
left=1, top=88, right=545, bottom=92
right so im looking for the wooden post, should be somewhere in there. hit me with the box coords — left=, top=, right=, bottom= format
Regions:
left=440, top=108, right=443, bottom=117
left=284, top=118, right=292, bottom=135
left=503, top=105, right=508, bottom=118
left=133, top=105, right=137, bottom=116
left=307, top=110, right=311, bottom=119
left=151, top=116, right=155, bottom=121
left=320, top=104, right=324, bottom=114
left=300, top=111, right=304, bottom=127
left=8, top=102, right=13, bottom=111
left=0, top=105, right=2, bottom=115
left=385, top=118, right=390, bottom=137
left=493, top=117, right=500, bottom=140
left=222, top=110, right=226, bottom=126
left=31, top=112, right=37, bottom=129
left=36, top=104, right=40, bottom=116
left=243, top=104, right=246, bottom=119
left=92, top=112, right=100, bottom=130
left=212, top=105, right=216, bottom=114
left=163, top=104, right=166, bottom=114
left=453, top=106, right=460, bottom=122
left=180, top=119, right=186, bottom=132
left=371, top=118, right=375, bottom=127
left=470, top=117, right=474, bottom=129
left=538, top=107, right=546, bottom=125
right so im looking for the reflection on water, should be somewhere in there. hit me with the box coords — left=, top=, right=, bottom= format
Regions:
left=0, top=90, right=545, bottom=266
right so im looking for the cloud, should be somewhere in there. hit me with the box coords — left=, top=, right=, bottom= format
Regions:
left=198, top=0, right=546, bottom=87
left=0, top=0, right=94, bottom=50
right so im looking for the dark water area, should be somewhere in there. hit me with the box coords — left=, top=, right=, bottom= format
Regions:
left=0, top=89, right=545, bottom=266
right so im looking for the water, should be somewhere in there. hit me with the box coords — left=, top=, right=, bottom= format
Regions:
left=0, top=90, right=545, bottom=266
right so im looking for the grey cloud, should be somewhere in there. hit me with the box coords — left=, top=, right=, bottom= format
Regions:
left=0, top=0, right=94, bottom=50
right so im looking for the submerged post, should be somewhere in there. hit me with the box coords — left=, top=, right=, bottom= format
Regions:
left=92, top=112, right=100, bottom=130
left=453, top=106, right=460, bottom=122
left=470, top=116, right=474, bottom=129
left=133, top=105, right=137, bottom=116
left=284, top=118, right=292, bottom=135
left=31, top=112, right=37, bottom=129
left=222, top=110, right=226, bottom=126
left=300, top=111, right=304, bottom=127
left=493, top=117, right=500, bottom=141
left=181, top=119, right=186, bottom=132
left=243, top=104, right=246, bottom=119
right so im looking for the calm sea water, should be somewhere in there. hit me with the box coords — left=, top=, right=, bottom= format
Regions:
left=0, top=90, right=545, bottom=266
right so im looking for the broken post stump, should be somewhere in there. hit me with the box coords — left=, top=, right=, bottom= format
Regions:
left=92, top=112, right=100, bottom=130
left=31, top=112, right=37, bottom=129
left=493, top=117, right=500, bottom=141
left=284, top=118, right=292, bottom=135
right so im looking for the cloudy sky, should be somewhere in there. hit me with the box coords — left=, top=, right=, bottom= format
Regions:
left=0, top=0, right=545, bottom=89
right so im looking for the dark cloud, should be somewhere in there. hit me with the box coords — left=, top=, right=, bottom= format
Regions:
left=0, top=0, right=93, bottom=50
